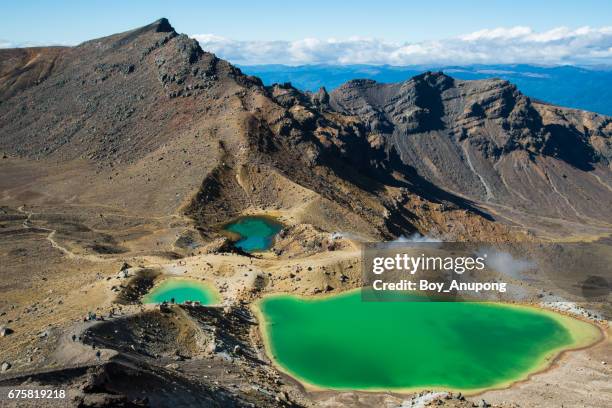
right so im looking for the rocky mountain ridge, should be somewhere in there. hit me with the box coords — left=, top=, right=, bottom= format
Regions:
left=1, top=18, right=611, bottom=239
left=329, top=72, right=612, bottom=233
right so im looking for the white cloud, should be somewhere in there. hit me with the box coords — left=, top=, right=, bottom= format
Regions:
left=0, top=39, right=15, bottom=48
left=460, top=26, right=533, bottom=41
left=0, top=39, right=69, bottom=49
left=192, top=26, right=612, bottom=65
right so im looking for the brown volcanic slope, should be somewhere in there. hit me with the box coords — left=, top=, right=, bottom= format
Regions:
left=330, top=74, right=612, bottom=237
left=1, top=20, right=610, bottom=239
left=0, top=46, right=66, bottom=100
left=0, top=18, right=520, bottom=242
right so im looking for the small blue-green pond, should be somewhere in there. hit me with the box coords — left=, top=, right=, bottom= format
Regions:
left=223, top=216, right=283, bottom=252
left=142, top=279, right=219, bottom=304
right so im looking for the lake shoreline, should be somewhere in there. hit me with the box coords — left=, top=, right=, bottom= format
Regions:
left=252, top=288, right=604, bottom=396
left=142, top=276, right=221, bottom=305
left=220, top=214, right=284, bottom=252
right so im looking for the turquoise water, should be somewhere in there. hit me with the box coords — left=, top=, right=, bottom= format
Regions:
left=258, top=291, right=599, bottom=392
left=142, top=279, right=219, bottom=304
left=223, top=216, right=283, bottom=252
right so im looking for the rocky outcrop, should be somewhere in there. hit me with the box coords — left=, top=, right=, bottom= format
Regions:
left=330, top=72, right=612, bottom=229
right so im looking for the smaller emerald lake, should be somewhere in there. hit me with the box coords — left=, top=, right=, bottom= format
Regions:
left=142, top=279, right=219, bottom=305
left=223, top=216, right=283, bottom=252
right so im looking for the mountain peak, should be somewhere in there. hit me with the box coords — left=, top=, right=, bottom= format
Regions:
left=119, top=18, right=175, bottom=40
left=410, top=71, right=454, bottom=89
left=148, top=18, right=175, bottom=33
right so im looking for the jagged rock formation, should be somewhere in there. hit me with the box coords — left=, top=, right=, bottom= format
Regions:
left=330, top=72, right=612, bottom=235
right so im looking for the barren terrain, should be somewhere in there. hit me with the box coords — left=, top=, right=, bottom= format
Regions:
left=0, top=19, right=610, bottom=407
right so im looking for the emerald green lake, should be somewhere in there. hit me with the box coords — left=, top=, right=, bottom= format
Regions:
left=142, top=279, right=219, bottom=305
left=258, top=291, right=596, bottom=392
left=223, top=216, right=283, bottom=252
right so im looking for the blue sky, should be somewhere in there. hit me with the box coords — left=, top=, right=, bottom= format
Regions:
left=2, top=1, right=612, bottom=65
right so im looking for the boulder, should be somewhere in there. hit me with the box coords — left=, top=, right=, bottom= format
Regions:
left=0, top=326, right=13, bottom=337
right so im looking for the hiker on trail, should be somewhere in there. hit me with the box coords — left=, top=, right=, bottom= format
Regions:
left=95, top=350, right=101, bottom=361
left=72, top=334, right=76, bottom=342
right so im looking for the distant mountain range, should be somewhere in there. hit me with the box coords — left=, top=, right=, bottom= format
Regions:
left=239, top=64, right=612, bottom=116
